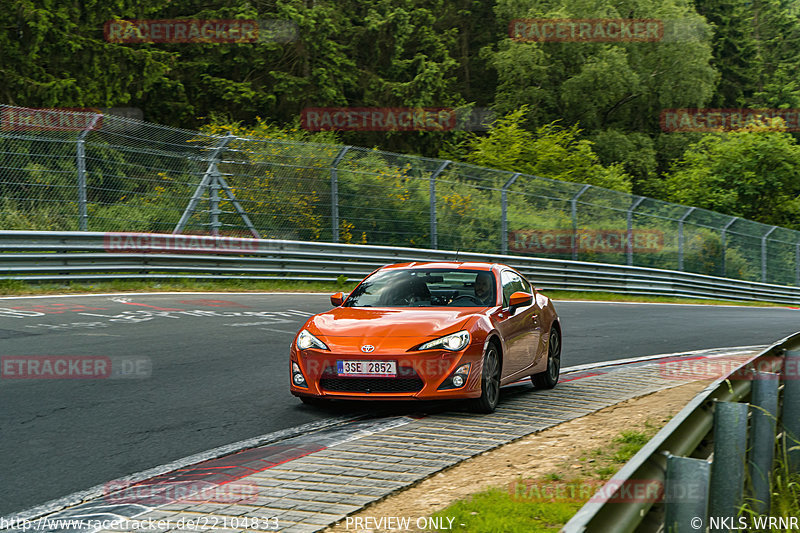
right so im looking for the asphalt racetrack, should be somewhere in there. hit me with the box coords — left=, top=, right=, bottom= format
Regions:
left=1, top=292, right=798, bottom=516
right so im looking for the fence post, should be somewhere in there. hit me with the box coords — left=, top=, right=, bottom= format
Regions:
left=761, top=226, right=777, bottom=283
left=500, top=173, right=521, bottom=254
left=174, top=134, right=233, bottom=235
left=627, top=197, right=645, bottom=266
left=571, top=185, right=591, bottom=261
left=209, top=169, right=221, bottom=236
left=708, top=401, right=749, bottom=522
left=782, top=349, right=800, bottom=472
left=330, top=146, right=350, bottom=243
left=664, top=455, right=710, bottom=533
left=796, top=241, right=800, bottom=286
left=748, top=372, right=779, bottom=514
left=677, top=207, right=696, bottom=271
left=429, top=160, right=450, bottom=249
left=720, top=217, right=738, bottom=277
left=215, top=172, right=261, bottom=239
left=76, top=114, right=101, bottom=231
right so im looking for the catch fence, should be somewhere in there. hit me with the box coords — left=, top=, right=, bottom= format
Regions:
left=1, top=104, right=798, bottom=286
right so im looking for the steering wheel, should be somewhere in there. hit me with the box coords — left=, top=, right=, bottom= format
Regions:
left=450, top=295, right=483, bottom=305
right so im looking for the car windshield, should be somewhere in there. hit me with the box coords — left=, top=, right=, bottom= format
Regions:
left=344, top=268, right=496, bottom=307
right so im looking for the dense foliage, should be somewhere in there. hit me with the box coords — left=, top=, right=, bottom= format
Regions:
left=3, top=0, right=800, bottom=228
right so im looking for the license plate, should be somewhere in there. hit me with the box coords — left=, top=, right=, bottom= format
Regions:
left=337, top=360, right=397, bottom=377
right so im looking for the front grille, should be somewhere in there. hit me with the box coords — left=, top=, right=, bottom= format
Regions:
left=319, top=376, right=424, bottom=393
left=319, top=365, right=424, bottom=393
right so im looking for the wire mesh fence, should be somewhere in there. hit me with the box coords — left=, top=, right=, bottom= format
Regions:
left=1, top=104, right=798, bottom=286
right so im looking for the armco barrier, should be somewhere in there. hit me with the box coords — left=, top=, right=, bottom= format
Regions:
left=1, top=231, right=800, bottom=305
left=562, top=332, right=800, bottom=532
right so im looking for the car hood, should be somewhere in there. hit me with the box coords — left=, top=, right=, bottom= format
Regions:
left=309, top=307, right=478, bottom=341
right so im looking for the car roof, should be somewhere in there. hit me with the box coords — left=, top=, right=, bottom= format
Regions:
left=379, top=261, right=499, bottom=272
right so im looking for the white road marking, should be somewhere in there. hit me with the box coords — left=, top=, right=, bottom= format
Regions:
left=259, top=327, right=298, bottom=334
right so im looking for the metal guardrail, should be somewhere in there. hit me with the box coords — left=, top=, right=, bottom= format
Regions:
left=1, top=231, right=800, bottom=305
left=562, top=332, right=800, bottom=532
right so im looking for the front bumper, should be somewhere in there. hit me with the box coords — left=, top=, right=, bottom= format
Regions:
left=289, top=344, right=483, bottom=400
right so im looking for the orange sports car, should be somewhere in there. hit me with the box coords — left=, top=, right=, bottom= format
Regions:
left=289, top=261, right=561, bottom=412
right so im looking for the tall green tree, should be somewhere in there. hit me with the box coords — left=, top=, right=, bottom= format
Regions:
left=0, top=0, right=184, bottom=115
left=485, top=0, right=717, bottom=192
left=695, top=0, right=800, bottom=108
left=665, top=121, right=800, bottom=228
left=463, top=107, right=632, bottom=191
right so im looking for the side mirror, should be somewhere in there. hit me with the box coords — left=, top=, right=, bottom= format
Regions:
left=509, top=291, right=533, bottom=309
left=330, top=292, right=344, bottom=307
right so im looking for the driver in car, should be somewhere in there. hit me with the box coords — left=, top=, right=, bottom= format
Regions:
left=474, top=272, right=495, bottom=306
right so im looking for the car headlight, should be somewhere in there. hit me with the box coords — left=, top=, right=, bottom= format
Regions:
left=297, top=329, right=329, bottom=351
left=418, top=331, right=471, bottom=351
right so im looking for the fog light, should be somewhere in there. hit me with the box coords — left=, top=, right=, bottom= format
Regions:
left=437, top=362, right=471, bottom=390
left=292, top=361, right=307, bottom=388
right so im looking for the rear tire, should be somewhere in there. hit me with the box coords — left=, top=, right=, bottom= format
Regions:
left=470, top=344, right=501, bottom=413
left=532, top=326, right=560, bottom=389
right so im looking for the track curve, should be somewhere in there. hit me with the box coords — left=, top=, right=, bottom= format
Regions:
left=0, top=292, right=797, bottom=515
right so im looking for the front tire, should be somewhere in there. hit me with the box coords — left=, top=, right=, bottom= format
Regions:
left=470, top=344, right=501, bottom=413
left=532, top=326, right=560, bottom=389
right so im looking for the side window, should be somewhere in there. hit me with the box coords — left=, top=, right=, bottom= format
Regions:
left=501, top=270, right=525, bottom=307
left=518, top=272, right=532, bottom=293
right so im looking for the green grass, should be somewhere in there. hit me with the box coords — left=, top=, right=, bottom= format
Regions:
left=0, top=279, right=790, bottom=307
left=740, top=437, right=800, bottom=519
left=611, top=430, right=651, bottom=464
left=431, top=421, right=664, bottom=532
left=434, top=487, right=583, bottom=532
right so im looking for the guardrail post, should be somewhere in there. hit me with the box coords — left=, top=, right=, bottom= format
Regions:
left=748, top=372, right=779, bottom=514
left=330, top=146, right=350, bottom=243
left=720, top=217, right=738, bottom=277
left=664, top=455, right=710, bottom=533
left=76, top=114, right=101, bottom=231
left=627, top=197, right=645, bottom=266
left=708, top=401, right=749, bottom=522
left=501, top=172, right=521, bottom=254
left=429, top=160, right=450, bottom=249
left=677, top=207, right=696, bottom=271
left=571, top=185, right=591, bottom=261
left=782, top=349, right=800, bottom=472
left=761, top=226, right=777, bottom=283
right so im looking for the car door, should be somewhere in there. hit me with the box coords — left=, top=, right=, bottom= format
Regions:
left=493, top=269, right=540, bottom=378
